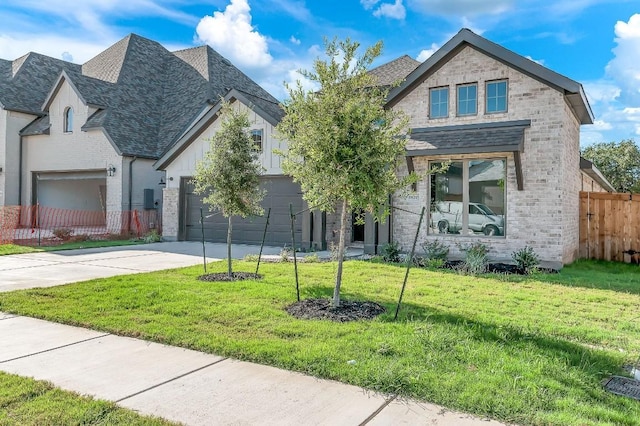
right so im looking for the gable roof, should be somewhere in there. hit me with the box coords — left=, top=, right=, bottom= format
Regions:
left=369, top=55, right=420, bottom=87
left=154, top=89, right=283, bottom=170
left=387, top=28, right=594, bottom=124
left=0, top=52, right=79, bottom=114
left=15, top=33, right=282, bottom=160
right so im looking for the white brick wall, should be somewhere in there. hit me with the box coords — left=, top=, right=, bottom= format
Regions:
left=390, top=46, right=583, bottom=267
left=162, top=187, right=179, bottom=240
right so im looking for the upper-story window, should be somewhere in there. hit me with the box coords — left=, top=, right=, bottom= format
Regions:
left=251, top=129, right=263, bottom=152
left=457, top=83, right=477, bottom=116
left=429, top=87, right=449, bottom=119
left=64, top=107, right=73, bottom=133
left=486, top=80, right=508, bottom=113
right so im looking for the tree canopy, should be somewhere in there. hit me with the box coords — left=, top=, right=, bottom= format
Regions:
left=193, top=100, right=264, bottom=276
left=581, top=139, right=640, bottom=193
left=276, top=38, right=415, bottom=307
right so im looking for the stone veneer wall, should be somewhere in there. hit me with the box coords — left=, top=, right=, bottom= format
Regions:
left=390, top=45, right=583, bottom=268
left=162, top=187, right=179, bottom=240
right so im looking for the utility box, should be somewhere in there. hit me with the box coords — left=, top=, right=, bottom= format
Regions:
left=143, top=188, right=155, bottom=209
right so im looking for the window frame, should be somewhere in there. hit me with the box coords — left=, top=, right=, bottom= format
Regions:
left=428, top=158, right=507, bottom=237
left=429, top=86, right=449, bottom=119
left=63, top=106, right=73, bottom=133
left=456, top=83, right=478, bottom=116
left=485, top=80, right=508, bottom=114
left=250, top=129, right=263, bottom=152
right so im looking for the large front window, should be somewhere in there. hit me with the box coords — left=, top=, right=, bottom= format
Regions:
left=429, top=159, right=506, bottom=236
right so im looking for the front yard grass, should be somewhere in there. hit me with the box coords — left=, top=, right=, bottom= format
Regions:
left=0, top=240, right=145, bottom=256
left=0, top=260, right=638, bottom=425
left=0, top=371, right=175, bottom=425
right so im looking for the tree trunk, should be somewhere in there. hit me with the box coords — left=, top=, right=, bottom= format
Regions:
left=332, top=198, right=348, bottom=308
left=227, top=216, right=233, bottom=279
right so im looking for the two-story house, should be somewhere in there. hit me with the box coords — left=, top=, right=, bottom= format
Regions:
left=2, top=34, right=286, bottom=237
left=379, top=29, right=612, bottom=268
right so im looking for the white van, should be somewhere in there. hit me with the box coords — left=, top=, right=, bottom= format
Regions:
left=430, top=201, right=504, bottom=236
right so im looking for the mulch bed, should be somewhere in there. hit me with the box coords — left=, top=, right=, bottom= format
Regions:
left=198, top=272, right=262, bottom=282
left=286, top=298, right=386, bottom=322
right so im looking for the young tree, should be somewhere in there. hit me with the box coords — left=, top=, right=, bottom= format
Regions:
left=277, top=38, right=415, bottom=308
left=193, top=101, right=264, bottom=278
left=581, top=139, right=640, bottom=193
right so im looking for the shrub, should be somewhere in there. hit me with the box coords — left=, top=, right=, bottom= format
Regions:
left=143, top=229, right=162, bottom=243
left=512, top=246, right=540, bottom=274
left=243, top=253, right=260, bottom=262
left=279, top=247, right=292, bottom=262
left=303, top=253, right=320, bottom=263
left=458, top=242, right=489, bottom=275
left=425, top=258, right=445, bottom=269
left=421, top=239, right=449, bottom=261
left=381, top=241, right=401, bottom=263
left=52, top=228, right=73, bottom=241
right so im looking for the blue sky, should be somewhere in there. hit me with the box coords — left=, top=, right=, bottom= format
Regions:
left=0, top=0, right=638, bottom=147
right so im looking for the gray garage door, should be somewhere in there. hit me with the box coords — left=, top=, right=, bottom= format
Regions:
left=182, top=176, right=303, bottom=246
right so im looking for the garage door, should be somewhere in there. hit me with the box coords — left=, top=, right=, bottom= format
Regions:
left=182, top=176, right=303, bottom=246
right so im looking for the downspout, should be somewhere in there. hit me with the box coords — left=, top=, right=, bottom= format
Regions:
left=128, top=156, right=137, bottom=212
left=18, top=134, right=24, bottom=205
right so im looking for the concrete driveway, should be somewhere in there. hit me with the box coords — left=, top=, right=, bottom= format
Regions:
left=0, top=241, right=282, bottom=293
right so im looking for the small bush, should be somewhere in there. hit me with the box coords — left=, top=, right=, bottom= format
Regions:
left=512, top=246, right=540, bottom=274
left=143, top=229, right=162, bottom=243
left=303, top=253, right=320, bottom=263
left=69, top=234, right=92, bottom=243
left=381, top=241, right=401, bottom=263
left=421, top=239, right=449, bottom=261
left=280, top=247, right=292, bottom=262
left=52, top=228, right=73, bottom=241
left=458, top=242, right=489, bottom=275
left=425, top=258, right=445, bottom=269
left=243, top=253, right=260, bottom=262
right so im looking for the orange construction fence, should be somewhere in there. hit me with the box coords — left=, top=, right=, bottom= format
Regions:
left=0, top=205, right=162, bottom=246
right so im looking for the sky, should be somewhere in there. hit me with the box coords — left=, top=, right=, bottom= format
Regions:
left=0, top=0, right=639, bottom=147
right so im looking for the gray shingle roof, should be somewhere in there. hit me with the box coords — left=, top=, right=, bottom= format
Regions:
left=369, top=55, right=420, bottom=87
left=7, top=33, right=283, bottom=160
left=0, top=53, right=79, bottom=114
left=20, top=114, right=50, bottom=135
left=407, top=120, right=530, bottom=155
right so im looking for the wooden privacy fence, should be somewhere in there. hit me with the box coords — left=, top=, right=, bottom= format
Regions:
left=579, top=191, right=640, bottom=263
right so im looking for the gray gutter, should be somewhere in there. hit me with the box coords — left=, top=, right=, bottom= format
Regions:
left=580, top=157, right=615, bottom=192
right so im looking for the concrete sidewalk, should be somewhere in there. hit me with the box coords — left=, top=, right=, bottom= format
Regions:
left=0, top=314, right=506, bottom=426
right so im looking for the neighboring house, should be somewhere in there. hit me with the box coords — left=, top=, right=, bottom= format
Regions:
left=0, top=53, right=77, bottom=207
left=1, top=34, right=286, bottom=234
left=373, top=28, right=613, bottom=268
left=155, top=90, right=305, bottom=246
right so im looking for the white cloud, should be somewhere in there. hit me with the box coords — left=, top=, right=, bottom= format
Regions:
left=361, top=0, right=380, bottom=10
left=416, top=43, right=439, bottom=62
left=407, top=0, right=512, bottom=17
left=606, top=14, right=640, bottom=105
left=525, top=55, right=545, bottom=65
left=584, top=81, right=621, bottom=104
left=373, top=0, right=406, bottom=20
left=290, top=36, right=301, bottom=45
left=196, top=0, right=273, bottom=69
left=0, top=33, right=110, bottom=62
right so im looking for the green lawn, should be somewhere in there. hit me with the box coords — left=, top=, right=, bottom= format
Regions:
left=0, top=260, right=638, bottom=425
left=0, top=240, right=145, bottom=256
left=0, top=371, right=175, bottom=425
